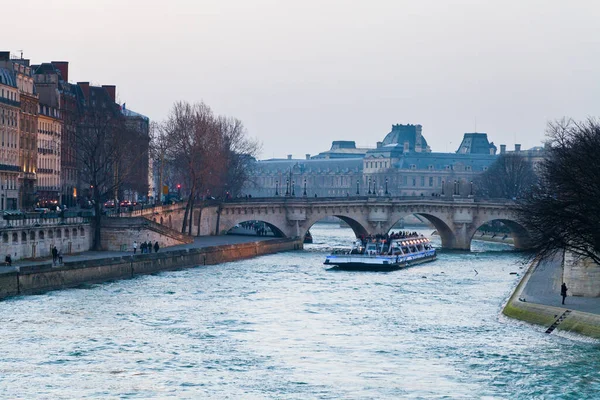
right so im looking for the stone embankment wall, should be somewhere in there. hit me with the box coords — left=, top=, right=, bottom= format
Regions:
left=563, top=252, right=600, bottom=297
left=0, top=222, right=92, bottom=260
left=0, top=238, right=303, bottom=300
left=100, top=217, right=193, bottom=251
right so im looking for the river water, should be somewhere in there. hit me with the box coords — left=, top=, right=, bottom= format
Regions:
left=1, top=224, right=600, bottom=399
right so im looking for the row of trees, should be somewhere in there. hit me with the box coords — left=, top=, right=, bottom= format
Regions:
left=151, top=101, right=260, bottom=234
left=476, top=118, right=600, bottom=264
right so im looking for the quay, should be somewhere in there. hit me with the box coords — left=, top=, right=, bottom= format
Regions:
left=0, top=235, right=302, bottom=300
left=504, top=253, right=600, bottom=339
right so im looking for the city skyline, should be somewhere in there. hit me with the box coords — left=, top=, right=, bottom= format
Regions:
left=4, top=0, right=599, bottom=158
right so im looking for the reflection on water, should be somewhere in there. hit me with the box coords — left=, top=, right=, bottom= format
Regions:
left=0, top=223, right=598, bottom=399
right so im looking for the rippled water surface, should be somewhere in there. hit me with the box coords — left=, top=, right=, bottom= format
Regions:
left=1, top=224, right=600, bottom=399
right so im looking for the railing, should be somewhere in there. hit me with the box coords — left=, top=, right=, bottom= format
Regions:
left=219, top=195, right=517, bottom=205
left=0, top=215, right=90, bottom=229
left=105, top=202, right=187, bottom=218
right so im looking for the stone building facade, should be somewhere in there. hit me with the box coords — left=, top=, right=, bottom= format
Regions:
left=0, top=53, right=39, bottom=209
left=36, top=103, right=62, bottom=206
left=244, top=124, right=531, bottom=198
left=0, top=66, right=20, bottom=210
left=33, top=61, right=82, bottom=207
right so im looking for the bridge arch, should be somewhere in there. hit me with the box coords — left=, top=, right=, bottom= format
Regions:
left=218, top=212, right=292, bottom=237
left=468, top=216, right=532, bottom=250
left=383, top=211, right=457, bottom=249
left=224, top=219, right=286, bottom=238
left=301, top=214, right=369, bottom=241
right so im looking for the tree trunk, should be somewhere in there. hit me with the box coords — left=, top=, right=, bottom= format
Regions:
left=188, top=194, right=195, bottom=235
left=93, top=195, right=103, bottom=251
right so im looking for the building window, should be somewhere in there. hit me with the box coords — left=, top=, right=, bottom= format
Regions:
left=429, top=177, right=434, bottom=187
left=420, top=176, right=425, bottom=186
left=412, top=178, right=416, bottom=186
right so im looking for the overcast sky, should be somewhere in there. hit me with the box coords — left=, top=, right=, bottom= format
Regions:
left=4, top=0, right=600, bottom=158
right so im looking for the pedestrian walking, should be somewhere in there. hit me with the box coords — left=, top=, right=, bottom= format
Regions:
left=58, top=249, right=63, bottom=265
left=51, top=246, right=58, bottom=265
left=154, top=241, right=160, bottom=253
left=133, top=241, right=138, bottom=254
left=561, top=282, right=568, bottom=305
left=141, top=241, right=147, bottom=254
left=4, top=254, right=11, bottom=266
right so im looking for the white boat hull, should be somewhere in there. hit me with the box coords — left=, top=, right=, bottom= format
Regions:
left=324, top=249, right=436, bottom=271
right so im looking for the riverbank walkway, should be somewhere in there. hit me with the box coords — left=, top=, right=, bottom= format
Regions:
left=519, top=253, right=600, bottom=315
left=0, top=235, right=274, bottom=275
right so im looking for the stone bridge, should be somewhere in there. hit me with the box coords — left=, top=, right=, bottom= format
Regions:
left=142, top=197, right=530, bottom=251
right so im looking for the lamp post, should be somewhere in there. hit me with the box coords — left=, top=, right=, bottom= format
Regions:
left=368, top=177, right=372, bottom=195
left=292, top=180, right=295, bottom=197
left=441, top=180, right=445, bottom=196
left=470, top=181, right=473, bottom=196
left=356, top=179, right=360, bottom=195
left=285, top=178, right=290, bottom=196
left=275, top=180, right=279, bottom=196
left=303, top=178, right=307, bottom=197
left=385, top=178, right=389, bottom=195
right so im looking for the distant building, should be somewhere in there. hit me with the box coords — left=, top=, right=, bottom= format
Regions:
left=311, top=141, right=370, bottom=159
left=244, top=124, right=531, bottom=198
left=36, top=103, right=62, bottom=206
left=0, top=65, right=20, bottom=210
left=33, top=61, right=82, bottom=207
left=0, top=52, right=39, bottom=209
left=121, top=106, right=150, bottom=201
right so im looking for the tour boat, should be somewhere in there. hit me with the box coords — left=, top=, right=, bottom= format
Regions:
left=324, top=236, right=436, bottom=271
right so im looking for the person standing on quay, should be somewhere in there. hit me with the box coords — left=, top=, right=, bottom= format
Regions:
left=133, top=241, right=138, bottom=254
left=561, top=282, right=568, bottom=305
left=154, top=241, right=160, bottom=253
left=51, top=246, right=58, bottom=265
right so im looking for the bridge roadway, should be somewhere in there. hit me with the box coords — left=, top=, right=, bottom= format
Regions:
left=139, top=196, right=529, bottom=251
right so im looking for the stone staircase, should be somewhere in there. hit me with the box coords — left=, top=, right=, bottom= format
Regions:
left=100, top=217, right=193, bottom=251
left=545, top=310, right=572, bottom=334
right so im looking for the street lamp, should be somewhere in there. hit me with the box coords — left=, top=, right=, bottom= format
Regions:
left=275, top=180, right=279, bottom=196
left=303, top=178, right=307, bottom=197
left=356, top=179, right=360, bottom=195
left=385, top=178, right=389, bottom=195
left=368, top=177, right=372, bottom=195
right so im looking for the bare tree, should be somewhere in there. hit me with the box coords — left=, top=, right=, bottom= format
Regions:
left=76, top=104, right=138, bottom=250
left=475, top=153, right=537, bottom=199
left=156, top=101, right=260, bottom=235
left=517, top=118, right=600, bottom=264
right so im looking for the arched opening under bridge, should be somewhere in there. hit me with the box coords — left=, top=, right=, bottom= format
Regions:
left=225, top=220, right=285, bottom=238
left=302, top=215, right=369, bottom=248
left=385, top=213, right=457, bottom=250
left=469, top=219, right=532, bottom=251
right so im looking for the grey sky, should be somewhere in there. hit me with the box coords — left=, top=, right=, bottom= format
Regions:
left=4, top=0, right=600, bottom=158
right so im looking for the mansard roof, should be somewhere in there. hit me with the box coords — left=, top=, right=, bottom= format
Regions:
left=0, top=67, right=17, bottom=87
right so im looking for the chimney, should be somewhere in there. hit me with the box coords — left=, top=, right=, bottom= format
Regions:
left=500, top=144, right=506, bottom=154
left=404, top=141, right=410, bottom=152
left=0, top=51, right=9, bottom=61
left=515, top=144, right=521, bottom=152
left=77, top=82, right=90, bottom=99
left=376, top=141, right=382, bottom=149
left=51, top=61, right=69, bottom=82
left=287, top=154, right=292, bottom=160
left=305, top=154, right=310, bottom=160
left=102, top=85, right=116, bottom=103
